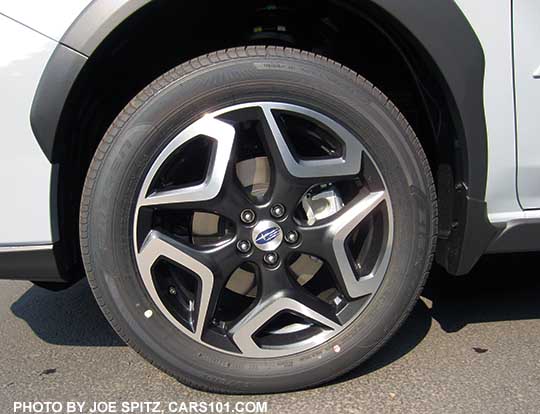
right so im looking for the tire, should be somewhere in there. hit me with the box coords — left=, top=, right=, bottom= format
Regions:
left=80, top=46, right=437, bottom=394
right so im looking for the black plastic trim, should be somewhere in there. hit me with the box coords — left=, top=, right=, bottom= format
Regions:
left=0, top=246, right=67, bottom=282
left=436, top=197, right=499, bottom=274
left=30, top=44, right=87, bottom=162
left=60, top=0, right=152, bottom=57
left=487, top=220, right=540, bottom=254
left=363, top=0, right=498, bottom=274
left=367, top=0, right=486, bottom=198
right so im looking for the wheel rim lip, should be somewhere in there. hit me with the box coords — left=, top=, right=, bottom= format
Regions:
left=132, top=101, right=394, bottom=358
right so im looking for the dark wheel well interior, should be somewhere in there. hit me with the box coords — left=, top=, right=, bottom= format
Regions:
left=54, top=0, right=461, bottom=281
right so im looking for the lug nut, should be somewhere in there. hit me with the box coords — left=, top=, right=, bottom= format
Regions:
left=285, top=230, right=299, bottom=244
left=263, top=252, right=279, bottom=266
left=236, top=240, right=252, bottom=254
left=240, top=209, right=256, bottom=224
left=270, top=204, right=286, bottom=219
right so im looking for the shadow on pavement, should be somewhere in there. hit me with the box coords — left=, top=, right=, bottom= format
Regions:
left=10, top=279, right=124, bottom=347
left=9, top=253, right=540, bottom=373
left=424, top=252, right=540, bottom=333
left=337, top=252, right=540, bottom=381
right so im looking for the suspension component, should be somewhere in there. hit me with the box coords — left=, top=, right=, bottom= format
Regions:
left=301, top=186, right=344, bottom=225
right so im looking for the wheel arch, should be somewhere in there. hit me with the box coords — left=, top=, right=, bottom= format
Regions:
left=30, top=0, right=497, bottom=282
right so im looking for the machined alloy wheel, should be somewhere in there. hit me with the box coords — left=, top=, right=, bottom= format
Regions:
left=81, top=47, right=436, bottom=393
left=134, top=102, right=393, bottom=358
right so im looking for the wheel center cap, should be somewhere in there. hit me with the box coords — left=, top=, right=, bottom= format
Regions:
left=252, top=220, right=283, bottom=251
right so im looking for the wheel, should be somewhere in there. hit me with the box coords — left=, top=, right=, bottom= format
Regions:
left=80, top=46, right=437, bottom=393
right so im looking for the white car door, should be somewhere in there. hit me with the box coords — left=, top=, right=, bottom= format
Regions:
left=514, top=0, right=540, bottom=209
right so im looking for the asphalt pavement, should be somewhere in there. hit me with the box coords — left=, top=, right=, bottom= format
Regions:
left=1, top=253, right=540, bottom=414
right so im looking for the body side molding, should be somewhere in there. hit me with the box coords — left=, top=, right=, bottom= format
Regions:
left=0, top=245, right=65, bottom=282
left=487, top=220, right=540, bottom=254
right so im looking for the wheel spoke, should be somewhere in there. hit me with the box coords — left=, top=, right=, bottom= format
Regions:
left=270, top=169, right=319, bottom=212
left=160, top=173, right=249, bottom=220
left=258, top=103, right=365, bottom=179
left=300, top=190, right=388, bottom=299
left=330, top=190, right=387, bottom=298
left=136, top=230, right=241, bottom=340
left=203, top=174, right=251, bottom=218
left=138, top=116, right=235, bottom=208
left=253, top=102, right=366, bottom=208
left=229, top=293, right=341, bottom=356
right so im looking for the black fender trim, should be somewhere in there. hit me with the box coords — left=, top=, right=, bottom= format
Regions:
left=30, top=44, right=87, bottom=161
left=353, top=0, right=498, bottom=273
left=61, top=0, right=152, bottom=57
left=30, top=0, right=497, bottom=274
left=367, top=0, right=486, bottom=199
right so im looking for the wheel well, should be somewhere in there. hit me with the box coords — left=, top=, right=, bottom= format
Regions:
left=54, top=0, right=461, bottom=280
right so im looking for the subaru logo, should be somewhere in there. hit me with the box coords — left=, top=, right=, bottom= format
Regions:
left=255, top=227, right=281, bottom=245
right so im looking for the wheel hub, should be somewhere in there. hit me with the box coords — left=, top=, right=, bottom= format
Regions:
left=252, top=220, right=283, bottom=251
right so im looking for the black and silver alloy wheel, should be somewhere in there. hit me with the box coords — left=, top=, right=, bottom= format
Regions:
left=134, top=102, right=393, bottom=358
left=81, top=47, right=436, bottom=393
